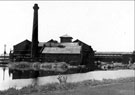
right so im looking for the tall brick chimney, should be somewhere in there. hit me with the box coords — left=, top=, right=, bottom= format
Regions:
left=31, top=4, right=39, bottom=59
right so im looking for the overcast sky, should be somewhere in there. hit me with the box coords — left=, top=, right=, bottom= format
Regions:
left=0, top=1, right=134, bottom=54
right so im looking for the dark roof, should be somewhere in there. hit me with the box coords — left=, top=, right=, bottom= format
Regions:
left=73, top=39, right=81, bottom=42
left=14, top=39, right=31, bottom=47
left=13, top=39, right=31, bottom=54
left=47, top=39, right=58, bottom=43
left=73, top=39, right=85, bottom=45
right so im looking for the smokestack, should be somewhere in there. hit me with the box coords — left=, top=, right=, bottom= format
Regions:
left=31, top=4, right=39, bottom=60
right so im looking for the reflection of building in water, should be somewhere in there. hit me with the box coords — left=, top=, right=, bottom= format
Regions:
left=3, top=67, right=5, bottom=80
left=0, top=68, right=12, bottom=81
left=10, top=4, right=95, bottom=71
left=9, top=69, right=44, bottom=79
left=9, top=67, right=84, bottom=79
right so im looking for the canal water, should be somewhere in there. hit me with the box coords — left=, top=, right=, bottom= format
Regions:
left=0, top=66, right=87, bottom=91
left=0, top=66, right=134, bottom=91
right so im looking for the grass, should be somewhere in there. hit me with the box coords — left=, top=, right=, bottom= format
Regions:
left=0, top=77, right=134, bottom=95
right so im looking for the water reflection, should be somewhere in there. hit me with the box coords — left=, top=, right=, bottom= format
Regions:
left=9, top=68, right=80, bottom=79
left=0, top=66, right=87, bottom=91
left=0, top=67, right=12, bottom=82
left=3, top=67, right=5, bottom=80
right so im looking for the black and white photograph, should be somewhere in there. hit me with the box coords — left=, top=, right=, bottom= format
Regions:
left=0, top=0, right=134, bottom=95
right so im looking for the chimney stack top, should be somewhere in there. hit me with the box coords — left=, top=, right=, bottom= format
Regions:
left=33, top=4, right=39, bottom=10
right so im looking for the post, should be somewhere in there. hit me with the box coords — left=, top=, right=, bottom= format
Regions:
left=4, top=44, right=6, bottom=62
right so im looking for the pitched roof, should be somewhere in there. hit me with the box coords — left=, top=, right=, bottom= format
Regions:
left=14, top=39, right=31, bottom=47
left=42, top=47, right=81, bottom=54
left=14, top=39, right=31, bottom=51
left=47, top=39, right=58, bottom=43
left=42, top=42, right=81, bottom=54
left=60, top=43, right=79, bottom=47
left=38, top=39, right=58, bottom=47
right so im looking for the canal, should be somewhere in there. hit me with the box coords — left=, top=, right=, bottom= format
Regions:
left=0, top=65, right=88, bottom=91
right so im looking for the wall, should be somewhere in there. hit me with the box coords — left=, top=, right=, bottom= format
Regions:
left=60, top=38, right=72, bottom=43
left=40, top=54, right=81, bottom=65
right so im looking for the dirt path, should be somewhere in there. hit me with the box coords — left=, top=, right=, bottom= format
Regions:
left=31, top=82, right=134, bottom=95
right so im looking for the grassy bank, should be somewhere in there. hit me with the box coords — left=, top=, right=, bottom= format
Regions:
left=0, top=77, right=134, bottom=95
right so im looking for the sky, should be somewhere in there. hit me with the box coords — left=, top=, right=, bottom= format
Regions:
left=0, top=1, right=134, bottom=54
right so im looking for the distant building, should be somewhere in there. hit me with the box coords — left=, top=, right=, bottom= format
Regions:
left=95, top=52, right=133, bottom=63
left=0, top=53, right=9, bottom=63
left=41, top=35, right=94, bottom=66
left=10, top=34, right=95, bottom=70
left=10, top=39, right=32, bottom=61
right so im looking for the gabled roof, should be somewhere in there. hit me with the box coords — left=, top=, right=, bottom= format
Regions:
left=73, top=39, right=81, bottom=43
left=60, top=43, right=79, bottom=47
left=38, top=39, right=58, bottom=47
left=42, top=42, right=81, bottom=54
left=73, top=39, right=85, bottom=46
left=14, top=39, right=31, bottom=47
left=42, top=46, right=81, bottom=54
left=47, top=39, right=58, bottom=43
left=13, top=39, right=32, bottom=54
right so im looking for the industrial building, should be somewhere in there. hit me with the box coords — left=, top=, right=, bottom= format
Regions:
left=10, top=34, right=95, bottom=67
left=10, top=4, right=95, bottom=70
